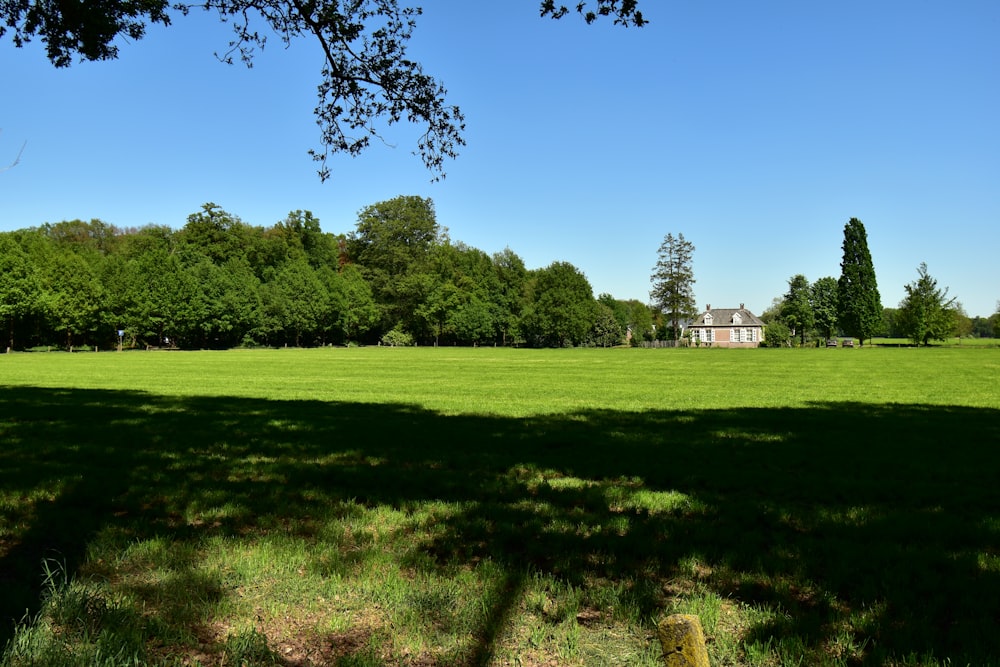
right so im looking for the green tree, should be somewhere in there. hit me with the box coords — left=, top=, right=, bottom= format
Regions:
left=881, top=307, right=902, bottom=339
left=178, top=203, right=257, bottom=266
left=969, top=315, right=992, bottom=338
left=416, top=278, right=461, bottom=346
left=336, top=264, right=380, bottom=344
left=650, top=233, right=696, bottom=342
left=349, top=195, right=440, bottom=334
left=492, top=247, right=528, bottom=346
left=130, top=248, right=199, bottom=347
left=273, top=210, right=342, bottom=269
left=624, top=299, right=655, bottom=344
left=810, top=276, right=839, bottom=340
left=837, top=218, right=881, bottom=345
left=521, top=261, right=596, bottom=347
left=41, top=218, right=118, bottom=255
left=590, top=301, right=624, bottom=347
left=426, top=242, right=502, bottom=346
left=994, top=303, right=1000, bottom=338
left=189, top=257, right=263, bottom=348
left=350, top=196, right=439, bottom=277
left=451, top=297, right=495, bottom=345
left=951, top=303, right=972, bottom=339
left=597, top=293, right=629, bottom=343
left=758, top=297, right=784, bottom=324
left=763, top=320, right=791, bottom=348
left=897, top=263, right=958, bottom=346
left=100, top=253, right=141, bottom=346
left=262, top=259, right=327, bottom=346
left=780, top=274, right=814, bottom=346
left=0, top=233, right=41, bottom=351
left=41, top=248, right=104, bottom=349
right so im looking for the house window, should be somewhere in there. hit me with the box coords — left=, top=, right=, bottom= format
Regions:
left=747, top=328, right=757, bottom=342
left=732, top=312, right=743, bottom=325
left=706, top=328, right=714, bottom=342
left=704, top=314, right=713, bottom=325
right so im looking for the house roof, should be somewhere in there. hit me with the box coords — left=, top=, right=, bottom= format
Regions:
left=692, top=307, right=764, bottom=327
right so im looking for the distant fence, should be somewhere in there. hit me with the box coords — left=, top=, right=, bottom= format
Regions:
left=638, top=340, right=683, bottom=348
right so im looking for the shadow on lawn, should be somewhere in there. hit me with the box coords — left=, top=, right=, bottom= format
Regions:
left=1, top=386, right=999, bottom=664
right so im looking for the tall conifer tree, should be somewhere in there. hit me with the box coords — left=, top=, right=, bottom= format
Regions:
left=837, top=218, right=881, bottom=345
left=650, top=233, right=696, bottom=342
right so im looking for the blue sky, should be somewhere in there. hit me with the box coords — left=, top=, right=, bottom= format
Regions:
left=3, top=1, right=998, bottom=316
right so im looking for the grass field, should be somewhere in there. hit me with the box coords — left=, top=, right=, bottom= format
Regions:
left=1, top=347, right=999, bottom=666
left=870, top=337, right=999, bottom=348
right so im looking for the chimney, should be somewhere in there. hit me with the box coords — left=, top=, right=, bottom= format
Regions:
left=706, top=304, right=711, bottom=311
left=740, top=303, right=744, bottom=310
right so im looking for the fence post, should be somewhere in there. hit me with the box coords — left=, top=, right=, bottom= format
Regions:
left=658, top=614, right=709, bottom=667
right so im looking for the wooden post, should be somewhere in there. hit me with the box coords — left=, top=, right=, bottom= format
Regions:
left=658, top=614, right=709, bottom=667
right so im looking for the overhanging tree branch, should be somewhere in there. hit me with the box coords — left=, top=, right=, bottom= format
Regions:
left=2, top=0, right=645, bottom=180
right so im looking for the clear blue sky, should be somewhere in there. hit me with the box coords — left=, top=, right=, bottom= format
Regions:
left=3, top=1, right=998, bottom=317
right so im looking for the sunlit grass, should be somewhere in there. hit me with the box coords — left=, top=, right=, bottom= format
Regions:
left=1, top=347, right=999, bottom=666
left=3, top=345, right=999, bottom=412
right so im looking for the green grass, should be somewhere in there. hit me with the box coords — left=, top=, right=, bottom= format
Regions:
left=1, top=347, right=999, bottom=666
left=871, top=336, right=999, bottom=348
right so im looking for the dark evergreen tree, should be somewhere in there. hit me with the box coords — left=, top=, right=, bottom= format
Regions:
left=649, top=233, right=696, bottom=342
left=837, top=218, right=881, bottom=345
left=780, top=274, right=814, bottom=346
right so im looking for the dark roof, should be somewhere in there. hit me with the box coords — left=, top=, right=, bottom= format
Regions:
left=692, top=307, right=764, bottom=327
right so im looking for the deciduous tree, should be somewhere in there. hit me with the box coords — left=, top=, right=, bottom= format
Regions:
left=334, top=264, right=380, bottom=344
left=41, top=247, right=104, bottom=349
left=897, top=263, right=957, bottom=346
left=349, top=195, right=440, bottom=334
left=810, top=276, right=839, bottom=341
left=521, top=261, right=596, bottom=347
left=492, top=247, right=527, bottom=346
left=837, top=218, right=881, bottom=345
left=0, top=233, right=40, bottom=351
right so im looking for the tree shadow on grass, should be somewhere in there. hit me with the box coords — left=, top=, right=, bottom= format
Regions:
left=1, top=386, right=999, bottom=664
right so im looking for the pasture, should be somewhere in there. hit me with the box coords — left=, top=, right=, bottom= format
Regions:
left=1, top=347, right=999, bottom=666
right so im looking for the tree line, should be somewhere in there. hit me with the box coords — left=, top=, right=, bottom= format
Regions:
left=0, top=196, right=663, bottom=352
left=760, top=218, right=999, bottom=347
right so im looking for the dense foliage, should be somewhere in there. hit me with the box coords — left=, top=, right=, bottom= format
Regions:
left=837, top=217, right=882, bottom=345
left=897, top=263, right=959, bottom=346
left=0, top=197, right=656, bottom=351
left=779, top=274, right=813, bottom=346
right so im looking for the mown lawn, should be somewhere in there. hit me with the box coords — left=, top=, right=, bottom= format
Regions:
left=1, top=347, right=999, bottom=666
